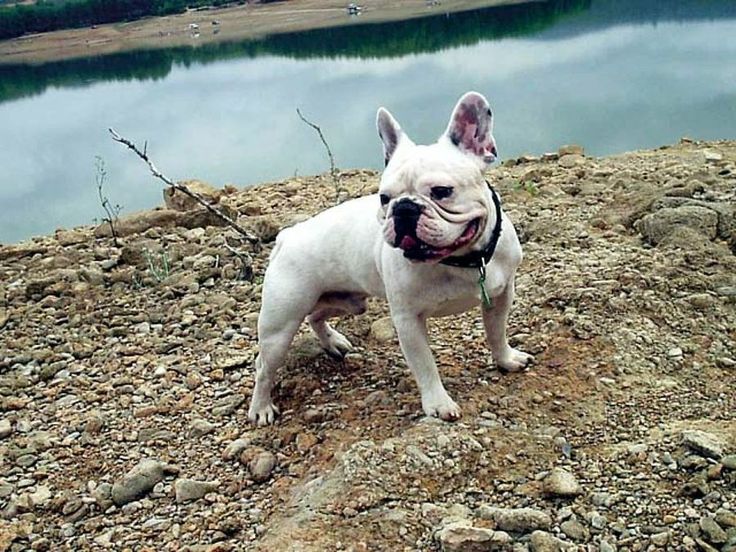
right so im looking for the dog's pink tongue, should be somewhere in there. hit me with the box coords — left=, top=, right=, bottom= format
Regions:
left=400, top=235, right=417, bottom=250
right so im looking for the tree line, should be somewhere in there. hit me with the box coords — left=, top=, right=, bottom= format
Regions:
left=0, top=0, right=247, bottom=40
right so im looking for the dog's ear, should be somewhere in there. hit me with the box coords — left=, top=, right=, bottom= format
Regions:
left=376, top=107, right=407, bottom=167
left=443, top=91, right=497, bottom=167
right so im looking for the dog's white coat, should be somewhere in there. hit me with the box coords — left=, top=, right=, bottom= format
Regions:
left=248, top=92, right=532, bottom=424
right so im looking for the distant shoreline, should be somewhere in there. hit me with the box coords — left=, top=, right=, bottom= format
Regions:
left=0, top=0, right=525, bottom=65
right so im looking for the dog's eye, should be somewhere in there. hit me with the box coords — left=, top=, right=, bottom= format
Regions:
left=379, top=194, right=391, bottom=206
left=430, top=186, right=453, bottom=200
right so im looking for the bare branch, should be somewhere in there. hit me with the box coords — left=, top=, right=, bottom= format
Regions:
left=108, top=128, right=259, bottom=246
left=296, top=108, right=344, bottom=203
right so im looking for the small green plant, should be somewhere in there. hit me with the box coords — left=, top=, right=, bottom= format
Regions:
left=514, top=180, right=540, bottom=197
left=94, top=156, right=122, bottom=246
left=142, top=248, right=170, bottom=283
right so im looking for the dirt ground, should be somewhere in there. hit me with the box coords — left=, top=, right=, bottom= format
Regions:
left=1, top=139, right=735, bottom=551
left=0, top=0, right=522, bottom=65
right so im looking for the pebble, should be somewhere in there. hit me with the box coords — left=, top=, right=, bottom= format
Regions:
left=560, top=518, right=588, bottom=541
left=190, top=418, right=216, bottom=437
left=222, top=438, right=250, bottom=461
left=0, top=418, right=11, bottom=439
left=542, top=468, right=583, bottom=497
left=249, top=451, right=277, bottom=483
left=370, top=316, right=395, bottom=343
left=529, top=530, right=574, bottom=551
left=174, top=478, right=220, bottom=503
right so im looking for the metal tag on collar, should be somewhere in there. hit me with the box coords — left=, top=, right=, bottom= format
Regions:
left=477, top=264, right=492, bottom=309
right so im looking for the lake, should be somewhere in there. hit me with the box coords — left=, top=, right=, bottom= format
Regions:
left=1, top=0, right=735, bottom=244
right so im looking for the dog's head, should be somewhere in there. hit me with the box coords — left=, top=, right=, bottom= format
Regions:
left=376, top=92, right=497, bottom=262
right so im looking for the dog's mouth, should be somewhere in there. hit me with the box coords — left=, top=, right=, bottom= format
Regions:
left=399, top=218, right=481, bottom=261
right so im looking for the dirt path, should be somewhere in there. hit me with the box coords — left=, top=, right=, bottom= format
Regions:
left=0, top=0, right=524, bottom=65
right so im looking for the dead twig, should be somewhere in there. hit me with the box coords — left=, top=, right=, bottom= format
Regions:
left=296, top=108, right=345, bottom=203
left=94, top=156, right=122, bottom=247
left=108, top=128, right=259, bottom=247
left=224, top=243, right=254, bottom=281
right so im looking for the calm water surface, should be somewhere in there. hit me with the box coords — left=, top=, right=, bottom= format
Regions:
left=1, top=0, right=735, bottom=243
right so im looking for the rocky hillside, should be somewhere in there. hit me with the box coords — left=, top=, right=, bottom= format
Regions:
left=1, top=140, right=735, bottom=551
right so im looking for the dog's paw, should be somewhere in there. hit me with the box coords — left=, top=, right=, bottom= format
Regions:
left=248, top=401, right=279, bottom=426
left=322, top=330, right=353, bottom=359
left=496, top=348, right=533, bottom=373
left=422, top=394, right=462, bottom=422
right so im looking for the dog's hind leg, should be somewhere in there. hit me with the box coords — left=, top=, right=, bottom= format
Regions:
left=307, top=292, right=367, bottom=358
left=248, top=277, right=317, bottom=426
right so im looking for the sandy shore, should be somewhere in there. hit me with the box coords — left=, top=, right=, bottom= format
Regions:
left=0, top=0, right=525, bottom=65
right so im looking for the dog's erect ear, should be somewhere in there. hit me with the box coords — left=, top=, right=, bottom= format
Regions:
left=443, top=91, right=497, bottom=167
left=376, top=107, right=406, bottom=167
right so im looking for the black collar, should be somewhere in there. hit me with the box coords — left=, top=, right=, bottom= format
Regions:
left=439, top=181, right=503, bottom=269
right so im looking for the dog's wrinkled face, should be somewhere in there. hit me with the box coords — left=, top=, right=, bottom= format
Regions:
left=376, top=92, right=498, bottom=262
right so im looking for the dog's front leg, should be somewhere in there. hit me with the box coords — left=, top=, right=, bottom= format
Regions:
left=392, top=310, right=461, bottom=421
left=482, top=276, right=533, bottom=372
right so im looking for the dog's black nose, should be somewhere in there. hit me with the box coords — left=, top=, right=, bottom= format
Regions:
left=392, top=198, right=423, bottom=219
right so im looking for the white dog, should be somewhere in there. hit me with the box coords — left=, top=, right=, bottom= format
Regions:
left=248, top=91, right=532, bottom=425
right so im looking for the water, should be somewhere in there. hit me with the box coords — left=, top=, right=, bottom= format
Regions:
left=1, top=0, right=735, bottom=244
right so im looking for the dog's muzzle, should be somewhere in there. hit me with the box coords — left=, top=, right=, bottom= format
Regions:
left=392, top=199, right=424, bottom=249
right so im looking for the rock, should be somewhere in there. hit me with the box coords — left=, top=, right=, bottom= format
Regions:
left=703, top=150, right=723, bottom=163
left=682, top=430, right=726, bottom=460
left=242, top=215, right=281, bottom=243
left=700, top=516, right=727, bottom=544
left=249, top=451, right=277, bottom=483
left=211, top=393, right=245, bottom=417
left=477, top=506, right=552, bottom=533
left=715, top=508, right=736, bottom=528
left=558, top=144, right=584, bottom=156
left=560, top=518, right=588, bottom=541
left=94, top=207, right=234, bottom=238
left=164, top=180, right=222, bottom=211
left=722, top=455, right=736, bottom=470
left=542, top=468, right=582, bottom=497
left=222, top=438, right=250, bottom=461
left=650, top=531, right=670, bottom=546
left=190, top=418, right=215, bottom=437
left=435, top=521, right=511, bottom=552
left=55, top=228, right=89, bottom=246
left=370, top=317, right=396, bottom=343
left=529, top=530, right=574, bottom=551
left=111, top=459, right=174, bottom=506
left=635, top=205, right=718, bottom=246
left=28, top=485, right=52, bottom=508
left=303, top=408, right=324, bottom=424
left=558, top=154, right=584, bottom=168
left=0, top=419, right=11, bottom=439
left=174, top=478, right=220, bottom=503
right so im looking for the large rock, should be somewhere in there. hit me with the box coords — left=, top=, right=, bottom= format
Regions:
left=94, top=206, right=236, bottom=238
left=543, top=468, right=583, bottom=497
left=635, top=205, right=718, bottom=245
left=682, top=430, right=726, bottom=460
left=111, top=459, right=175, bottom=506
left=435, top=521, right=511, bottom=552
left=163, top=179, right=222, bottom=211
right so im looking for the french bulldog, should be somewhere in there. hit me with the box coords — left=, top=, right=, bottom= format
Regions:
left=247, top=91, right=532, bottom=425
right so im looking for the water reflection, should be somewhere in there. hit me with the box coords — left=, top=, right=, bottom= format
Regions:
left=0, top=0, right=735, bottom=243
